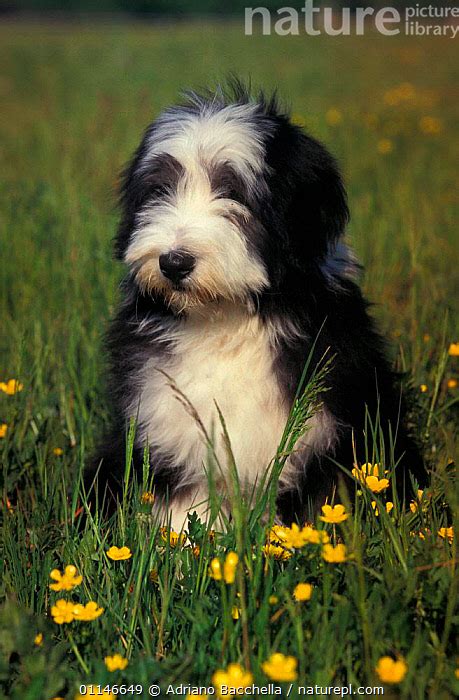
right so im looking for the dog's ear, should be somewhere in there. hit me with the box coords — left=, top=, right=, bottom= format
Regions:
left=115, top=126, right=154, bottom=260
left=265, top=123, right=349, bottom=265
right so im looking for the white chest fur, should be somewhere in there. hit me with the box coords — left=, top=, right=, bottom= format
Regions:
left=132, top=307, right=289, bottom=491
left=130, top=306, right=336, bottom=499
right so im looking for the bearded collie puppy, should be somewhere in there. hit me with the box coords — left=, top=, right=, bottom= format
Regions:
left=86, top=84, right=425, bottom=530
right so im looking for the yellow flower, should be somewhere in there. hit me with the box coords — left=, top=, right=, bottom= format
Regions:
left=140, top=491, right=155, bottom=505
left=73, top=601, right=104, bottom=621
left=279, top=523, right=310, bottom=549
left=419, top=116, right=442, bottom=135
left=448, top=343, right=459, bottom=356
left=186, top=694, right=208, bottom=700
left=409, top=489, right=425, bottom=513
left=262, top=543, right=292, bottom=561
left=223, top=551, right=239, bottom=584
left=325, top=108, right=342, bottom=126
left=49, top=565, right=83, bottom=591
left=212, top=663, right=253, bottom=698
left=106, top=546, right=132, bottom=561
left=302, top=526, right=330, bottom=545
left=268, top=595, right=278, bottom=605
left=160, top=527, right=187, bottom=548
left=262, top=653, right=298, bottom=682
left=366, top=475, right=390, bottom=493
left=319, top=504, right=349, bottom=524
left=291, top=113, right=306, bottom=128
left=34, top=632, right=43, bottom=646
left=377, top=139, right=393, bottom=155
left=53, top=447, right=63, bottom=456
left=231, top=605, right=240, bottom=620
left=375, top=656, right=408, bottom=684
left=438, top=527, right=454, bottom=543
left=322, top=543, right=347, bottom=563
left=420, top=384, right=428, bottom=393
left=105, top=653, right=128, bottom=671
left=384, top=83, right=416, bottom=106
left=0, top=379, right=23, bottom=395
left=51, top=599, right=75, bottom=624
left=293, top=582, right=313, bottom=601
left=0, top=424, right=7, bottom=438
left=447, top=379, right=457, bottom=389
left=352, top=463, right=389, bottom=493
left=371, top=501, right=394, bottom=516
left=209, top=558, right=223, bottom=580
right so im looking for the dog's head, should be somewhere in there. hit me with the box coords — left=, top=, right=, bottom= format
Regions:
left=117, top=84, right=350, bottom=311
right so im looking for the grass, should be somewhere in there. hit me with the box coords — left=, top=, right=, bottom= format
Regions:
left=0, top=19, right=458, bottom=700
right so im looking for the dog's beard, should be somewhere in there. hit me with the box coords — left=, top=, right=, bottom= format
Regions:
left=132, top=258, right=230, bottom=312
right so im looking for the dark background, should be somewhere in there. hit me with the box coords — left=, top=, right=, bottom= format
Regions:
left=0, top=1, right=432, bottom=16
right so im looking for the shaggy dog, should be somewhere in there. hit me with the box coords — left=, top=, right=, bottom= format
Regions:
left=86, top=85, right=425, bottom=530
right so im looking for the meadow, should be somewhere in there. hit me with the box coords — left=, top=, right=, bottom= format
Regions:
left=0, top=19, right=458, bottom=700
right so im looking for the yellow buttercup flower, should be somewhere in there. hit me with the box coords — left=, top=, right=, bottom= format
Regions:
left=377, top=139, right=393, bottom=155
left=0, top=379, right=23, bottom=395
left=209, top=558, right=223, bottom=580
left=293, top=582, right=313, bottom=601
left=268, top=595, right=278, bottom=605
left=51, top=599, right=75, bottom=624
left=106, top=546, right=132, bottom=561
left=279, top=523, right=310, bottom=549
left=53, top=447, right=63, bottom=456
left=160, top=527, right=187, bottom=548
left=409, top=489, right=425, bottom=513
left=301, top=526, right=330, bottom=544
left=325, top=108, right=342, bottom=126
left=262, top=543, right=292, bottom=560
left=105, top=653, right=129, bottom=671
left=291, top=113, right=306, bottom=128
left=140, top=491, right=155, bottom=505
left=448, top=343, right=459, bottom=356
left=49, top=565, right=83, bottom=591
left=231, top=605, right=240, bottom=620
left=0, top=424, right=7, bottom=438
left=34, top=632, right=43, bottom=646
left=73, top=601, right=104, bottom=621
left=319, top=504, right=349, bottom=524
left=322, top=543, right=347, bottom=563
left=438, top=527, right=454, bottom=543
left=447, top=379, right=457, bottom=389
left=420, top=384, right=428, bottom=393
left=419, top=116, right=442, bottom=135
left=352, top=463, right=389, bottom=493
left=371, top=501, right=394, bottom=516
left=375, top=656, right=408, bottom=684
left=384, top=83, right=416, bottom=106
left=212, top=663, right=253, bottom=698
left=262, top=652, right=298, bottom=682
left=223, top=551, right=239, bottom=584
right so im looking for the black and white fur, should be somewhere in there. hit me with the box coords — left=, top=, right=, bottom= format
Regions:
left=87, top=84, right=425, bottom=530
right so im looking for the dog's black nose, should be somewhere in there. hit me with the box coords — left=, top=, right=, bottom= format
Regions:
left=159, top=250, right=196, bottom=282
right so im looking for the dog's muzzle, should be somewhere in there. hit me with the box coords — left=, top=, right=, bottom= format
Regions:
left=159, top=250, right=196, bottom=284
